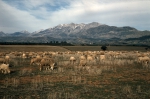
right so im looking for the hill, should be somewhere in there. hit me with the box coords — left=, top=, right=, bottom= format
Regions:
left=0, top=22, right=150, bottom=46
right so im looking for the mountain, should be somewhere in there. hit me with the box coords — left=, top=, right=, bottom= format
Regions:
left=9, top=30, right=30, bottom=37
left=0, top=22, right=150, bottom=45
left=0, top=31, right=7, bottom=37
left=32, top=22, right=101, bottom=38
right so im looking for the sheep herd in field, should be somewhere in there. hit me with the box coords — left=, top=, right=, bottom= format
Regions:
left=0, top=50, right=150, bottom=74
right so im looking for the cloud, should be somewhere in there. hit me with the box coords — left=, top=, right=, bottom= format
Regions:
left=0, top=0, right=150, bottom=33
left=0, top=0, right=51, bottom=32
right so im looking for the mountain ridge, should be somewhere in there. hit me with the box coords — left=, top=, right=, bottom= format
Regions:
left=0, top=22, right=150, bottom=45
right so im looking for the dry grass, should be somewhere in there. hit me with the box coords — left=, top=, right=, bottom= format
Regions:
left=0, top=45, right=69, bottom=52
left=0, top=45, right=150, bottom=99
left=63, top=46, right=147, bottom=51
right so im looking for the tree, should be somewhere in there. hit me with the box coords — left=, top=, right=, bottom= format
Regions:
left=145, top=47, right=149, bottom=50
left=101, top=46, right=107, bottom=51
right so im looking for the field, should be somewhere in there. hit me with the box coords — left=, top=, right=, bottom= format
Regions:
left=0, top=45, right=150, bottom=99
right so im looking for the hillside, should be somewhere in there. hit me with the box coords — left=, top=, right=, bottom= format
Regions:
left=0, top=22, right=150, bottom=46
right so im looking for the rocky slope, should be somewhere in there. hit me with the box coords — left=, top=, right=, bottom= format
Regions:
left=0, top=22, right=150, bottom=45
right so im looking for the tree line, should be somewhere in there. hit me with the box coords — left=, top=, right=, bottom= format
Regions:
left=0, top=41, right=73, bottom=46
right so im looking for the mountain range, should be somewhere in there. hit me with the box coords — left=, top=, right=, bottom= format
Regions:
left=0, top=22, right=150, bottom=46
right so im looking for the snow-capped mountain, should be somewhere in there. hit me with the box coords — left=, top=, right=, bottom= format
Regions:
left=32, top=22, right=101, bottom=37
left=0, top=22, right=150, bottom=45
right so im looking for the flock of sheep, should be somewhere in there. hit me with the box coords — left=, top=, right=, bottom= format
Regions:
left=0, top=50, right=150, bottom=74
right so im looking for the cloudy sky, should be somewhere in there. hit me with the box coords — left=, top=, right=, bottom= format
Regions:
left=0, top=0, right=150, bottom=33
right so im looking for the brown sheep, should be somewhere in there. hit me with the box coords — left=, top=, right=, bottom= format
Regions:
left=30, top=57, right=42, bottom=65
left=0, top=55, right=10, bottom=64
left=39, top=58, right=55, bottom=71
left=79, top=59, right=87, bottom=66
left=0, top=58, right=6, bottom=64
left=138, top=56, right=150, bottom=64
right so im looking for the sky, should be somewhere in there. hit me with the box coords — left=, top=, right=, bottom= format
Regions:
left=0, top=0, right=150, bottom=33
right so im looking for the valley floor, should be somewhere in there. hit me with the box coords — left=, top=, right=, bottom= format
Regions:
left=0, top=45, right=150, bottom=99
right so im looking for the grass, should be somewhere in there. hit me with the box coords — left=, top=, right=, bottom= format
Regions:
left=0, top=45, right=69, bottom=52
left=63, top=45, right=147, bottom=51
left=0, top=45, right=150, bottom=99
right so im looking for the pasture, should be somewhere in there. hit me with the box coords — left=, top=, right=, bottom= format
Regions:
left=0, top=45, right=150, bottom=99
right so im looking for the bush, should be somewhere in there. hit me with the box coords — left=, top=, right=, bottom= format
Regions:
left=101, top=46, right=107, bottom=51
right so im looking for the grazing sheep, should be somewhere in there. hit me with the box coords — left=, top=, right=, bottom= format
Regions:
left=137, top=56, right=150, bottom=69
left=14, top=52, right=22, bottom=57
left=0, top=64, right=10, bottom=74
left=30, top=57, right=42, bottom=65
left=69, top=56, right=76, bottom=65
left=0, top=55, right=10, bottom=64
left=0, top=52, right=6, bottom=56
left=80, top=55, right=86, bottom=60
left=22, top=53, right=27, bottom=58
left=100, top=55, right=105, bottom=61
left=0, top=58, right=6, bottom=64
left=78, top=55, right=87, bottom=66
left=86, top=55, right=95, bottom=65
left=138, top=56, right=150, bottom=64
left=87, top=55, right=93, bottom=61
left=39, top=58, right=56, bottom=71
left=79, top=59, right=87, bottom=66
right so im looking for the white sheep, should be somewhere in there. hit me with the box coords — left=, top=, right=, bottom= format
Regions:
left=80, top=55, right=86, bottom=60
left=69, top=56, right=76, bottom=65
left=100, top=55, right=105, bottom=61
left=22, top=53, right=27, bottom=58
left=0, top=64, right=10, bottom=74
left=87, top=55, right=93, bottom=61
left=86, top=55, right=96, bottom=65
left=79, top=55, right=87, bottom=66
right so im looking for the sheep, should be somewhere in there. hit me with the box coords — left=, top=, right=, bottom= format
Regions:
left=30, top=57, right=42, bottom=65
left=0, top=64, right=10, bottom=74
left=86, top=55, right=95, bottom=65
left=5, top=55, right=10, bottom=63
left=0, top=58, right=6, bottom=64
left=80, top=55, right=86, bottom=60
left=39, top=58, right=56, bottom=71
left=138, top=56, right=150, bottom=64
left=87, top=55, right=93, bottom=61
left=137, top=56, right=150, bottom=69
left=0, top=55, right=10, bottom=64
left=14, top=52, right=22, bottom=57
left=69, top=56, right=76, bottom=65
left=22, top=53, right=27, bottom=58
left=79, top=59, right=87, bottom=66
left=0, top=52, right=6, bottom=56
left=100, top=55, right=105, bottom=61
left=79, top=55, right=87, bottom=66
